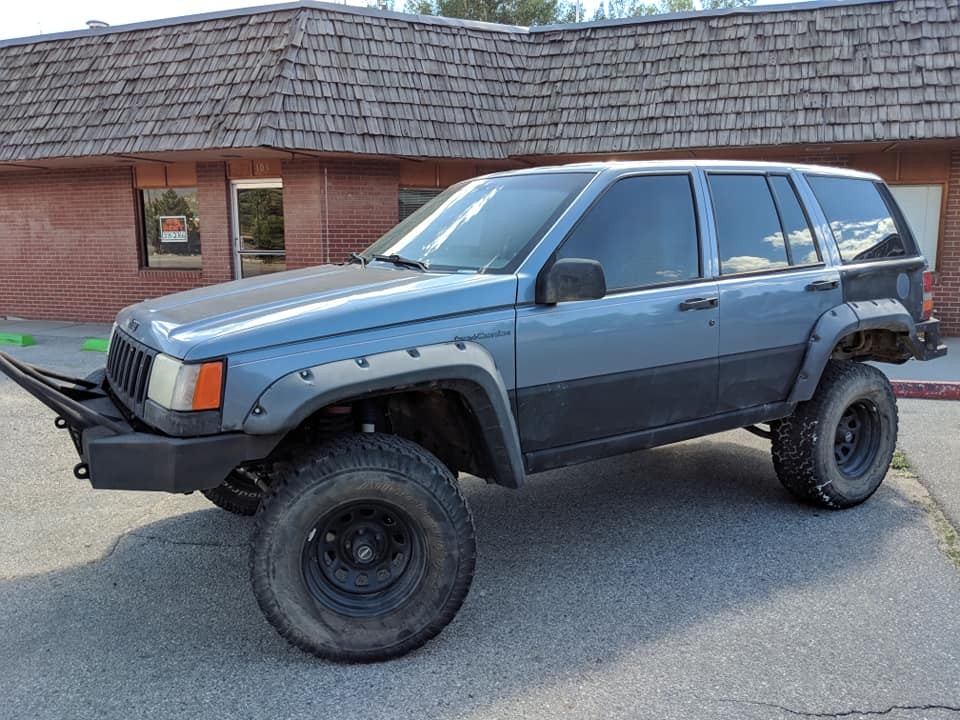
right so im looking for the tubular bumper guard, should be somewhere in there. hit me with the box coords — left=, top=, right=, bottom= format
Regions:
left=0, top=352, right=279, bottom=492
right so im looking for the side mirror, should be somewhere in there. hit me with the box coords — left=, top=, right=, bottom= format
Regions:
left=536, top=258, right=607, bottom=305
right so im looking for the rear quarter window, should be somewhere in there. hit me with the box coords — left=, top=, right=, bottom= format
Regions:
left=806, top=175, right=917, bottom=263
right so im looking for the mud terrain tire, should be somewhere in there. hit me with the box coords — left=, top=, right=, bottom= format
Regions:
left=250, top=433, right=476, bottom=662
left=772, top=360, right=898, bottom=509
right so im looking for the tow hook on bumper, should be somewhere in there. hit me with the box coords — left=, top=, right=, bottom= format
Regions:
left=0, top=352, right=281, bottom=493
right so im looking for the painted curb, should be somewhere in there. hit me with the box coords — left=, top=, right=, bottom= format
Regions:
left=0, top=333, right=36, bottom=347
left=892, top=381, right=960, bottom=401
left=81, top=338, right=110, bottom=352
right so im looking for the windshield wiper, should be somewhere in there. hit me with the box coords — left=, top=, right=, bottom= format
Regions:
left=348, top=252, right=368, bottom=268
left=372, top=254, right=428, bottom=271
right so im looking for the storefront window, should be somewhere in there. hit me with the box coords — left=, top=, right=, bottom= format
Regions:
left=141, top=188, right=201, bottom=269
left=399, top=187, right=443, bottom=222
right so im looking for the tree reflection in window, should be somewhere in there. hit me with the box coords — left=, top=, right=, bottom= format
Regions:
left=142, top=188, right=201, bottom=270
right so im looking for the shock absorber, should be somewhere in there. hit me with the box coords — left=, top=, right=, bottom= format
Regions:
left=357, top=400, right=377, bottom=433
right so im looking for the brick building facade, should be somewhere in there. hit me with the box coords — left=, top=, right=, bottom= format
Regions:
left=0, top=0, right=958, bottom=331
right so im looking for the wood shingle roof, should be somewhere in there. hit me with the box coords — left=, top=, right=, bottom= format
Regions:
left=514, top=0, right=960, bottom=155
left=0, top=0, right=956, bottom=163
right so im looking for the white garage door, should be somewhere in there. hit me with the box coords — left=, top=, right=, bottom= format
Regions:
left=890, top=185, right=943, bottom=270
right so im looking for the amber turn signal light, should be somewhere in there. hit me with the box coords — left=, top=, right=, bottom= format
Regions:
left=192, top=361, right=224, bottom=411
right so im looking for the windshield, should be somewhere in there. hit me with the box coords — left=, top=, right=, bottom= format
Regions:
left=362, top=172, right=594, bottom=273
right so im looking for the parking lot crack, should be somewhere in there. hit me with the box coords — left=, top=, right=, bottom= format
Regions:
left=708, top=697, right=960, bottom=717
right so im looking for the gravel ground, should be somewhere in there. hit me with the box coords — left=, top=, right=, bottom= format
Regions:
left=1, top=337, right=959, bottom=720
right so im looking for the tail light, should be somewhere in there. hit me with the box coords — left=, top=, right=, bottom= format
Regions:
left=922, top=271, right=934, bottom=321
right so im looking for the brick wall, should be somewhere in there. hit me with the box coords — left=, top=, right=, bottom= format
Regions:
left=196, top=161, right=236, bottom=285
left=325, top=160, right=400, bottom=263
left=282, top=158, right=400, bottom=270
left=3, top=154, right=958, bottom=335
left=933, top=150, right=960, bottom=335
left=282, top=158, right=327, bottom=268
left=0, top=164, right=233, bottom=323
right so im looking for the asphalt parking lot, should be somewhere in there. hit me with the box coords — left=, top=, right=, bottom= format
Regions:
left=1, top=335, right=959, bottom=720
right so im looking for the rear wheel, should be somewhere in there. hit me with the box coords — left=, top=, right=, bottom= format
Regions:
left=250, top=433, right=476, bottom=662
left=772, top=360, right=898, bottom=509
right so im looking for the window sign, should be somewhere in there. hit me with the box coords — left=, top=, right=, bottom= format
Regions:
left=159, top=215, right=188, bottom=243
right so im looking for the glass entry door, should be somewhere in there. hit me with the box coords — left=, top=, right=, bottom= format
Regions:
left=232, top=181, right=285, bottom=278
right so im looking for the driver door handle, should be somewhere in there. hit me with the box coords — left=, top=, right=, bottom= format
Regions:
left=806, top=279, right=840, bottom=292
left=679, top=297, right=719, bottom=311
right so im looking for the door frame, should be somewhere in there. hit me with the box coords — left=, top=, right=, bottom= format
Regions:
left=230, top=179, right=284, bottom=280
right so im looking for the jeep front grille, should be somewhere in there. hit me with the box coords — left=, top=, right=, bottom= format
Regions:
left=106, top=330, right=156, bottom=415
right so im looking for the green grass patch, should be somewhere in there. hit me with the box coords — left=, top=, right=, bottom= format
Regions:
left=0, top=333, right=36, bottom=347
left=928, top=500, right=960, bottom=572
left=81, top=338, right=110, bottom=352
left=892, top=449, right=960, bottom=573
left=890, top=449, right=911, bottom=471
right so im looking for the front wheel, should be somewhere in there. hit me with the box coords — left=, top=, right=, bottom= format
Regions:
left=772, top=360, right=898, bottom=509
left=250, top=434, right=476, bottom=662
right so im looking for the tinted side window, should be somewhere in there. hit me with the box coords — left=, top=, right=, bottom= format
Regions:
left=769, top=175, right=820, bottom=265
left=556, top=174, right=699, bottom=291
left=708, top=174, right=788, bottom=274
left=806, top=176, right=912, bottom=263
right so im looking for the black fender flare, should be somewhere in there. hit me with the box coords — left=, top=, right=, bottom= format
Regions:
left=788, top=299, right=915, bottom=403
left=242, top=342, right=525, bottom=488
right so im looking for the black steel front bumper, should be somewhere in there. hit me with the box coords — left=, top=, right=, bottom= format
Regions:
left=0, top=352, right=280, bottom=493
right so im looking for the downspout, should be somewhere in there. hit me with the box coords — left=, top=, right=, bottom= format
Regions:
left=324, top=166, right=330, bottom=264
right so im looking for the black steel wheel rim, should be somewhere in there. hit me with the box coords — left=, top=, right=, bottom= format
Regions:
left=833, top=399, right=881, bottom=478
left=301, top=500, right=427, bottom=617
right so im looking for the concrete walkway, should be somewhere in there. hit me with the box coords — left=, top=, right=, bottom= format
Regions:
left=874, top=337, right=960, bottom=382
left=0, top=318, right=111, bottom=341
left=898, top=398, right=960, bottom=529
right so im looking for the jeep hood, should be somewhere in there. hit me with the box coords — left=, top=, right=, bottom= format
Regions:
left=115, top=264, right=518, bottom=360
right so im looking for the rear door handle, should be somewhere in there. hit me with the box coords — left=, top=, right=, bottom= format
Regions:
left=806, top=279, right=839, bottom=292
left=679, top=297, right=719, bottom=311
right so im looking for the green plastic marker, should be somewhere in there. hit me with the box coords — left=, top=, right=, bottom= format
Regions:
left=0, top=333, right=36, bottom=347
left=82, top=338, right=110, bottom=352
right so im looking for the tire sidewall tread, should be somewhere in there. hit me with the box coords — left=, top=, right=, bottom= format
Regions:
left=772, top=360, right=898, bottom=509
left=201, top=473, right=263, bottom=516
left=250, top=433, right=476, bottom=663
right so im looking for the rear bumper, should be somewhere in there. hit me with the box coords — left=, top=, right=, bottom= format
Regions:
left=0, top=352, right=280, bottom=492
left=909, top=319, right=948, bottom=361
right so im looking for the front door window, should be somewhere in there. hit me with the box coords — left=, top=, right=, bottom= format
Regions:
left=232, top=182, right=285, bottom=278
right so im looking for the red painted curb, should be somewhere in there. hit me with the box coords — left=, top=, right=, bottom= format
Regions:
left=892, top=380, right=960, bottom=401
